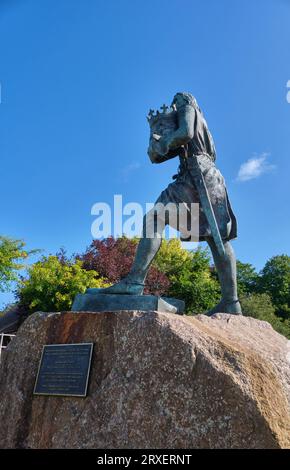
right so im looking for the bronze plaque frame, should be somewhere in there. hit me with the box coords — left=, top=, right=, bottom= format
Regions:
left=33, top=343, right=93, bottom=397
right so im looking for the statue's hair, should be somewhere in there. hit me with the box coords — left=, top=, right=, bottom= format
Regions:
left=173, top=92, right=201, bottom=113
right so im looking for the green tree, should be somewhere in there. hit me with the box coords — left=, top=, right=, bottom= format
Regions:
left=0, top=236, right=37, bottom=292
left=154, top=239, right=192, bottom=277
left=236, top=260, right=259, bottom=295
left=259, top=255, right=290, bottom=318
left=154, top=240, right=220, bottom=313
left=240, top=292, right=290, bottom=339
left=16, top=255, right=108, bottom=312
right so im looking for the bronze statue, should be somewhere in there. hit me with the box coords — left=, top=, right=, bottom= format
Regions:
left=88, top=92, right=242, bottom=315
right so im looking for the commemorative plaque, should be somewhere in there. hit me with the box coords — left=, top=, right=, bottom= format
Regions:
left=34, top=343, right=93, bottom=397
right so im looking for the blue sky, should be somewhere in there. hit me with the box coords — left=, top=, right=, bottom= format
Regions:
left=0, top=0, right=290, bottom=307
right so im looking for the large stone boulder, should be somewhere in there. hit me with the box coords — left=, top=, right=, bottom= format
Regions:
left=0, top=311, right=289, bottom=449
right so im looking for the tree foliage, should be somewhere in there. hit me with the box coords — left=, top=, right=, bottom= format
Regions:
left=0, top=236, right=37, bottom=292
left=236, top=261, right=259, bottom=295
left=16, top=256, right=107, bottom=312
left=154, top=239, right=220, bottom=313
left=78, top=237, right=170, bottom=296
left=258, top=255, right=290, bottom=318
left=79, top=237, right=221, bottom=313
left=240, top=292, right=290, bottom=338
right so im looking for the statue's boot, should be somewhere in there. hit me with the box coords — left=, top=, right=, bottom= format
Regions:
left=206, top=299, right=242, bottom=316
left=205, top=238, right=242, bottom=316
left=87, top=279, right=145, bottom=296
left=86, top=232, right=162, bottom=296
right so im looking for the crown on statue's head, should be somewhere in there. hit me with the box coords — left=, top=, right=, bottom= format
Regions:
left=147, top=103, right=177, bottom=126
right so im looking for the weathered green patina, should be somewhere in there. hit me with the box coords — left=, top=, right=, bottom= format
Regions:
left=87, top=92, right=242, bottom=315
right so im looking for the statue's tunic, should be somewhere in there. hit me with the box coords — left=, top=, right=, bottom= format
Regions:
left=155, top=105, right=237, bottom=241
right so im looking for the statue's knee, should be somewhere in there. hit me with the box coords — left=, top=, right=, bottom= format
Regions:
left=143, top=210, right=165, bottom=237
left=143, top=212, right=154, bottom=237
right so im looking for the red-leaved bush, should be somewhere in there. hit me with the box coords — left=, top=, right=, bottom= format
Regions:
left=76, top=237, right=170, bottom=296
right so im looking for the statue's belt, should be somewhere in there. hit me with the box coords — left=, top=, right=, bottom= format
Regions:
left=177, top=152, right=214, bottom=177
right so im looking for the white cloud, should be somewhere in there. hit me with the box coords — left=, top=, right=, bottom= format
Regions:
left=236, top=153, right=276, bottom=182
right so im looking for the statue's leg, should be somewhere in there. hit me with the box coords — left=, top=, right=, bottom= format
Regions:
left=206, top=237, right=242, bottom=315
left=128, top=234, right=162, bottom=286
left=87, top=208, right=165, bottom=295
